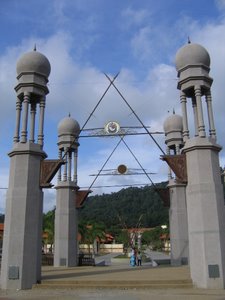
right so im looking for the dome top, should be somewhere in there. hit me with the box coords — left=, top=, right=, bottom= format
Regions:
left=163, top=113, right=183, bottom=133
left=16, top=49, right=51, bottom=77
left=58, top=116, right=80, bottom=136
left=175, top=42, right=210, bottom=71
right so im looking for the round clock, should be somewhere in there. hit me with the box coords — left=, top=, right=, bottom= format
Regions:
left=104, top=121, right=120, bottom=134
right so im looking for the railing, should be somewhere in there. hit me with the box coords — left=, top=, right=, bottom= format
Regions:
left=78, top=254, right=95, bottom=266
left=42, top=253, right=53, bottom=265
left=0, top=253, right=95, bottom=267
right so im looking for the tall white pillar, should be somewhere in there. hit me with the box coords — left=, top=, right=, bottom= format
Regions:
left=163, top=112, right=187, bottom=266
left=184, top=138, right=225, bottom=288
left=1, top=143, right=47, bottom=290
left=54, top=182, right=77, bottom=267
left=0, top=49, right=50, bottom=290
left=54, top=116, right=80, bottom=267
left=168, top=179, right=188, bottom=266
left=175, top=42, right=225, bottom=289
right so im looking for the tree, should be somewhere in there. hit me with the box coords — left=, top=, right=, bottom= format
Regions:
left=142, top=226, right=164, bottom=251
left=79, top=182, right=169, bottom=230
left=78, top=221, right=106, bottom=257
left=42, top=208, right=55, bottom=252
left=116, top=230, right=130, bottom=254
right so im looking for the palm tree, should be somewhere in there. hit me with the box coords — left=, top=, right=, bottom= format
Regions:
left=78, top=221, right=106, bottom=257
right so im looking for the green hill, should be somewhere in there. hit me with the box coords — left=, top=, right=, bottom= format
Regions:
left=79, top=182, right=169, bottom=230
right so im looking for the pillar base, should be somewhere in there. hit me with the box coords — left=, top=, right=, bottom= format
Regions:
left=183, top=137, right=225, bottom=289
left=1, top=142, right=46, bottom=290
left=54, top=181, right=78, bottom=267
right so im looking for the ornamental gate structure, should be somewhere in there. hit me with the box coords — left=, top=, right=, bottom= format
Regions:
left=162, top=42, right=225, bottom=289
left=0, top=41, right=225, bottom=291
left=174, top=42, right=225, bottom=289
left=0, top=49, right=52, bottom=289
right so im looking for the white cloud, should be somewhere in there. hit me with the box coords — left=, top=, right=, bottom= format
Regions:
left=215, top=0, right=225, bottom=11
left=1, top=2, right=225, bottom=213
left=121, top=7, right=150, bottom=28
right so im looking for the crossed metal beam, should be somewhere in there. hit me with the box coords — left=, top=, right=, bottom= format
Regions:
left=88, top=133, right=157, bottom=190
left=103, top=73, right=165, bottom=155
left=61, top=72, right=165, bottom=193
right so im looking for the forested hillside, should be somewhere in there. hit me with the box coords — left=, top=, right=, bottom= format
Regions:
left=79, top=182, right=169, bottom=230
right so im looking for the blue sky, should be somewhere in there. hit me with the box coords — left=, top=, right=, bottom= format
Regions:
left=0, top=0, right=225, bottom=212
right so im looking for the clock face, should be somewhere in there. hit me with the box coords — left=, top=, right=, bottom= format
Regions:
left=104, top=121, right=120, bottom=134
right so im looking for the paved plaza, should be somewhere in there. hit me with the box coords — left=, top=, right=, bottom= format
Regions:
left=1, top=253, right=225, bottom=299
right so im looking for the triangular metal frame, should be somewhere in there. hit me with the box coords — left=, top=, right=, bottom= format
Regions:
left=74, top=73, right=167, bottom=203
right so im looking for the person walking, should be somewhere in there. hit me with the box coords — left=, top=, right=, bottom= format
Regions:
left=130, top=247, right=136, bottom=267
left=137, top=251, right=142, bottom=266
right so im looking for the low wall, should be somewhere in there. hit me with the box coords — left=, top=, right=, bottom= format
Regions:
left=79, top=243, right=123, bottom=254
left=100, top=244, right=123, bottom=253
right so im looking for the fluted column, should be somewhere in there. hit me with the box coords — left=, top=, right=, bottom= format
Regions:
left=37, top=96, right=45, bottom=147
left=192, top=97, right=198, bottom=137
left=30, top=103, right=36, bottom=143
left=21, top=92, right=30, bottom=143
left=73, top=149, right=78, bottom=184
left=180, top=92, right=189, bottom=141
left=14, top=97, right=22, bottom=143
left=68, top=151, right=72, bottom=181
left=175, top=144, right=180, bottom=155
left=58, top=149, right=62, bottom=182
left=205, top=91, right=216, bottom=140
left=166, top=146, right=172, bottom=179
left=194, top=86, right=206, bottom=137
left=63, top=149, right=68, bottom=181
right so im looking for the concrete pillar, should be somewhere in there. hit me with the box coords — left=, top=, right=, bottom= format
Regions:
left=54, top=182, right=78, bottom=267
left=0, top=143, right=46, bottom=289
left=0, top=49, right=50, bottom=290
left=175, top=41, right=225, bottom=289
left=184, top=137, right=225, bottom=288
left=54, top=116, right=80, bottom=267
left=168, top=179, right=188, bottom=266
